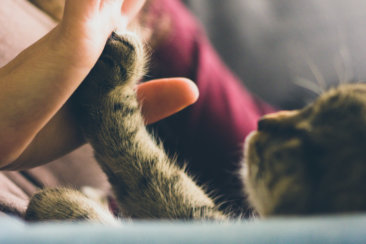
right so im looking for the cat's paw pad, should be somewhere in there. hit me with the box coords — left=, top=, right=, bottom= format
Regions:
left=88, top=31, right=146, bottom=90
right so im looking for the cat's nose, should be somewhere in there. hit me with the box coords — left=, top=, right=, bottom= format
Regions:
left=258, top=110, right=298, bottom=131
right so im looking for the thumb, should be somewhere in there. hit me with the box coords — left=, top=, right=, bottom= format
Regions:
left=136, top=78, right=199, bottom=124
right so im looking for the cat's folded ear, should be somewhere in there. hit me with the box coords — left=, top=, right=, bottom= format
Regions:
left=258, top=110, right=312, bottom=132
left=258, top=111, right=298, bottom=131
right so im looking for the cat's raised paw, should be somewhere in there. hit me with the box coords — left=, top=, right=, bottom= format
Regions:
left=84, top=31, right=146, bottom=93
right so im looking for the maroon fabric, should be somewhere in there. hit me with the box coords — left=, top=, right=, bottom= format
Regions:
left=147, top=0, right=274, bottom=215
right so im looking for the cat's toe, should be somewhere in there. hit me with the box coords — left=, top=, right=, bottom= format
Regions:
left=96, top=32, right=146, bottom=89
left=71, top=31, right=146, bottom=117
left=25, top=188, right=118, bottom=225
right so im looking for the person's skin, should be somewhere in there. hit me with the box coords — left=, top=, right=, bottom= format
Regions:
left=0, top=0, right=198, bottom=170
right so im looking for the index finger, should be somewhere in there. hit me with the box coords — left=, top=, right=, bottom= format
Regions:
left=137, top=78, right=199, bottom=124
left=121, top=0, right=146, bottom=23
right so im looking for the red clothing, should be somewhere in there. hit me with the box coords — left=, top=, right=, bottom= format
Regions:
left=147, top=0, right=274, bottom=215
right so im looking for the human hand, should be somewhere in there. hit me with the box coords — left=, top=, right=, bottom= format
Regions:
left=57, top=0, right=146, bottom=70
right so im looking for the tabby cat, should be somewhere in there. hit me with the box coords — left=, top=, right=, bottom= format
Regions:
left=25, top=32, right=366, bottom=223
left=244, top=83, right=366, bottom=216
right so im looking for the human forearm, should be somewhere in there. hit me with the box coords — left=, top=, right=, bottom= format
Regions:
left=1, top=102, right=84, bottom=171
left=0, top=26, right=95, bottom=167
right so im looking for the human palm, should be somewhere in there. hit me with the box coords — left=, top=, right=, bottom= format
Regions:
left=58, top=0, right=145, bottom=70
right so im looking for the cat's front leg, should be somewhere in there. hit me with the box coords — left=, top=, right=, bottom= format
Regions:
left=25, top=188, right=119, bottom=225
left=75, top=32, right=227, bottom=220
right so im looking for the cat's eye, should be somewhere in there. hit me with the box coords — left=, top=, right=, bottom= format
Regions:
left=257, top=117, right=291, bottom=133
left=257, top=117, right=275, bottom=131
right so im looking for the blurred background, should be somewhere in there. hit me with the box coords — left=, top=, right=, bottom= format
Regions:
left=183, top=0, right=366, bottom=109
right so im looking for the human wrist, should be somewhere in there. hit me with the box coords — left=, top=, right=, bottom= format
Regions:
left=46, top=24, right=105, bottom=73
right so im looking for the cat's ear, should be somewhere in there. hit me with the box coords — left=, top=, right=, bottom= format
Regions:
left=258, top=110, right=299, bottom=131
left=258, top=110, right=312, bottom=132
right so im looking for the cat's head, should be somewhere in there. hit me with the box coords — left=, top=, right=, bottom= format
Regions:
left=243, top=83, right=366, bottom=216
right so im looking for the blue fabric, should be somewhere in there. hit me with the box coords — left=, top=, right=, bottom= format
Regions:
left=1, top=215, right=365, bottom=244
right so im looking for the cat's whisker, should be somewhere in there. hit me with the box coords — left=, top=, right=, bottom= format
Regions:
left=334, top=59, right=345, bottom=85
left=295, top=47, right=327, bottom=93
left=333, top=45, right=354, bottom=86
left=304, top=57, right=327, bottom=93
left=143, top=74, right=153, bottom=79
left=294, top=77, right=323, bottom=96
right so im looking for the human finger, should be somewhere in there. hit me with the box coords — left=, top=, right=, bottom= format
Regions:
left=121, top=0, right=146, bottom=23
left=136, top=78, right=199, bottom=124
left=63, top=0, right=100, bottom=22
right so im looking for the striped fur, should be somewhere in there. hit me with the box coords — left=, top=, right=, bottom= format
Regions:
left=244, top=84, right=366, bottom=216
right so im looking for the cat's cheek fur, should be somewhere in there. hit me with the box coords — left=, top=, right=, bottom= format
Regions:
left=243, top=131, right=280, bottom=217
left=243, top=131, right=265, bottom=216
